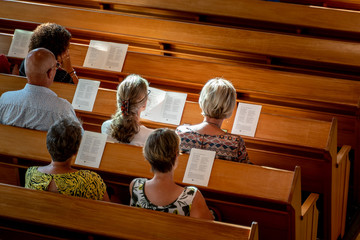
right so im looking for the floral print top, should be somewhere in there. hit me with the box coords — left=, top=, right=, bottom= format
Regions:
left=176, top=125, right=250, bottom=163
left=130, top=178, right=198, bottom=216
left=25, top=166, right=106, bottom=200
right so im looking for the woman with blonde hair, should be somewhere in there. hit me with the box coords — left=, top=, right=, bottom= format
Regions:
left=130, top=128, right=213, bottom=220
left=176, top=77, right=249, bottom=163
left=101, top=74, right=153, bottom=146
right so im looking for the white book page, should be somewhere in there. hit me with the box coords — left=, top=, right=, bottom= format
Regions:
left=8, top=29, right=33, bottom=58
left=72, top=79, right=100, bottom=112
left=182, top=148, right=216, bottom=187
left=141, top=87, right=166, bottom=120
left=83, top=40, right=128, bottom=72
left=75, top=131, right=107, bottom=168
left=141, top=87, right=187, bottom=125
left=160, top=91, right=187, bottom=125
left=231, top=102, right=262, bottom=137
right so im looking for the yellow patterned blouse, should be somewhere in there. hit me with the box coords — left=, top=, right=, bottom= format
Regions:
left=25, top=166, right=106, bottom=200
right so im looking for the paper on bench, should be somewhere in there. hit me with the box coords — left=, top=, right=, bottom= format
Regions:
left=83, top=40, right=128, bottom=72
left=75, top=131, right=107, bottom=168
left=8, top=29, right=33, bottom=58
left=183, top=148, right=216, bottom=187
left=140, top=87, right=187, bottom=125
left=72, top=79, right=100, bottom=112
left=231, top=102, right=262, bottom=137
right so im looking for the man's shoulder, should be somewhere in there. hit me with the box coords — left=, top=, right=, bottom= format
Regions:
left=0, top=89, right=25, bottom=103
left=47, top=93, right=74, bottom=110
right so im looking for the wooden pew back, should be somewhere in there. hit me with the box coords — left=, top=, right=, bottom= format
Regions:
left=0, top=74, right=335, bottom=154
left=17, top=0, right=360, bottom=41
left=280, top=0, right=360, bottom=11
left=2, top=0, right=360, bottom=71
left=0, top=183, right=259, bottom=240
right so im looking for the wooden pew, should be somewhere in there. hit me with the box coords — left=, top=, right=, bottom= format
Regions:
left=0, top=124, right=318, bottom=240
left=19, top=0, right=360, bottom=40
left=2, top=35, right=359, bottom=155
left=0, top=183, right=259, bottom=240
left=1, top=18, right=360, bottom=194
left=0, top=27, right=358, bottom=238
left=0, top=76, right=347, bottom=240
left=280, top=0, right=360, bottom=11
left=2, top=0, right=360, bottom=72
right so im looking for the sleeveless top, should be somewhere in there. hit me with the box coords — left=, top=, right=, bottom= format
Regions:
left=130, top=178, right=198, bottom=216
left=175, top=125, right=249, bottom=163
left=25, top=166, right=106, bottom=200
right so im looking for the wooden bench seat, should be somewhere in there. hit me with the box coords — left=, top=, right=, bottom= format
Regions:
left=0, top=183, right=259, bottom=240
left=0, top=75, right=350, bottom=240
left=0, top=125, right=319, bottom=240
left=2, top=0, right=360, bottom=73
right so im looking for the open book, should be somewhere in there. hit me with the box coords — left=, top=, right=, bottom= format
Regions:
left=83, top=40, right=128, bottom=72
left=231, top=102, right=262, bottom=137
left=140, top=87, right=187, bottom=125
left=8, top=29, right=33, bottom=58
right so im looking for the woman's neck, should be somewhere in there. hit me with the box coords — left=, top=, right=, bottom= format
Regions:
left=151, top=171, right=175, bottom=184
left=39, top=158, right=76, bottom=174
left=203, top=116, right=223, bottom=128
left=49, top=160, right=73, bottom=170
left=189, top=116, right=225, bottom=135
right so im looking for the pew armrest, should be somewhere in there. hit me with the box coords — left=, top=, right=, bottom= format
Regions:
left=336, top=145, right=351, bottom=167
left=301, top=193, right=319, bottom=218
left=301, top=193, right=319, bottom=240
left=336, top=145, right=351, bottom=237
left=248, top=221, right=259, bottom=240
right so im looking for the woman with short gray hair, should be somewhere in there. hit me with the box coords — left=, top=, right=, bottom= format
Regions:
left=129, top=128, right=213, bottom=219
left=25, top=118, right=109, bottom=201
left=176, top=78, right=249, bottom=163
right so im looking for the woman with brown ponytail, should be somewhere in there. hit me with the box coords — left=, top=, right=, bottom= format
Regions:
left=101, top=74, right=154, bottom=146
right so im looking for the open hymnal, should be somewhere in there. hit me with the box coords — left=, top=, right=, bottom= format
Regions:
left=7, top=29, right=33, bottom=58
left=83, top=40, right=128, bottom=72
left=231, top=102, right=262, bottom=137
left=140, top=87, right=187, bottom=125
left=183, top=148, right=216, bottom=187
left=72, top=79, right=100, bottom=112
left=75, top=131, right=107, bottom=168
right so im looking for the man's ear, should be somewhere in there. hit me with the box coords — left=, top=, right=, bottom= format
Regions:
left=47, top=66, right=56, bottom=83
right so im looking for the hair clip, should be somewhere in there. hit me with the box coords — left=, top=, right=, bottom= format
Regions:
left=121, top=100, right=130, bottom=116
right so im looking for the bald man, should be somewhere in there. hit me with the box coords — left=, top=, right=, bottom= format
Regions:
left=0, top=48, right=80, bottom=131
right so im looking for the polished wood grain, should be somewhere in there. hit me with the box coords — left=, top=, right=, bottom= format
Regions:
left=2, top=0, right=360, bottom=69
left=0, top=183, right=258, bottom=240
